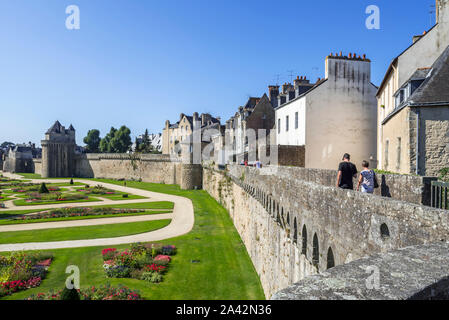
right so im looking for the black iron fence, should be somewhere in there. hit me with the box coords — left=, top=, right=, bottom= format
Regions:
left=431, top=181, right=449, bottom=209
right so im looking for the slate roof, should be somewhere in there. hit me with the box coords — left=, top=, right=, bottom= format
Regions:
left=408, top=45, right=449, bottom=106
left=382, top=45, right=449, bottom=125
left=46, top=120, right=63, bottom=134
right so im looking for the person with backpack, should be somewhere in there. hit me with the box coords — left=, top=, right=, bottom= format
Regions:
left=356, top=160, right=378, bottom=194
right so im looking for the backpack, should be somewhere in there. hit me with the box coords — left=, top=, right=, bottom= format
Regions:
left=372, top=170, right=379, bottom=189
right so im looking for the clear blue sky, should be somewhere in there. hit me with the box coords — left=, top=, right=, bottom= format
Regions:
left=0, top=0, right=437, bottom=145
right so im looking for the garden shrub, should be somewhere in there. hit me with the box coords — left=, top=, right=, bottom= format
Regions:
left=27, top=284, right=142, bottom=300
left=39, top=183, right=49, bottom=194
left=61, top=281, right=81, bottom=301
left=141, top=272, right=162, bottom=283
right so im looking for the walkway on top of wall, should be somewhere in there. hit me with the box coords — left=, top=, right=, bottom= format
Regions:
left=0, top=172, right=195, bottom=252
left=271, top=242, right=449, bottom=300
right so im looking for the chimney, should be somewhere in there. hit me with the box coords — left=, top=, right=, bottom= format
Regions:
left=268, top=85, right=280, bottom=108
left=325, top=53, right=371, bottom=82
left=437, top=0, right=449, bottom=24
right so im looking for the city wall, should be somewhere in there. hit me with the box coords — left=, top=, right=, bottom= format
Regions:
left=202, top=165, right=449, bottom=298
left=74, top=153, right=182, bottom=185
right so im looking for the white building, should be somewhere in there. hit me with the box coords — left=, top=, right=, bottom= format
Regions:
left=275, top=54, right=378, bottom=170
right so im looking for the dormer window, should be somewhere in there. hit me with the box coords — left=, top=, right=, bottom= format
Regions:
left=395, top=88, right=406, bottom=108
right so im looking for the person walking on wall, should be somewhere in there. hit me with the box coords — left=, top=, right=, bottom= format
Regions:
left=336, top=153, right=358, bottom=190
left=356, top=160, right=377, bottom=194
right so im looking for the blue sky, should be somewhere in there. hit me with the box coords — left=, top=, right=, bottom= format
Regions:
left=0, top=0, right=437, bottom=145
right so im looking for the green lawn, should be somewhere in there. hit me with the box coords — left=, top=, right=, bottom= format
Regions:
left=0, top=210, right=173, bottom=225
left=1, top=180, right=265, bottom=300
left=0, top=202, right=174, bottom=219
left=13, top=197, right=101, bottom=206
left=99, top=193, right=147, bottom=201
left=0, top=219, right=172, bottom=244
left=16, top=173, right=42, bottom=179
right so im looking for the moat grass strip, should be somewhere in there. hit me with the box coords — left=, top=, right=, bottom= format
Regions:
left=0, top=219, right=172, bottom=244
left=1, top=180, right=264, bottom=300
left=0, top=210, right=173, bottom=225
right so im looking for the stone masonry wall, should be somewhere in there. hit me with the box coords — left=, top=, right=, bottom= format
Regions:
left=246, top=165, right=435, bottom=206
left=33, top=159, right=42, bottom=175
left=202, top=168, right=316, bottom=299
left=203, top=165, right=449, bottom=298
left=75, top=153, right=181, bottom=185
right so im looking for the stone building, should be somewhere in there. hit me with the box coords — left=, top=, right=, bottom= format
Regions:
left=275, top=54, right=378, bottom=170
left=2, top=144, right=35, bottom=173
left=224, top=93, right=276, bottom=163
left=377, top=0, right=449, bottom=176
left=162, top=113, right=220, bottom=155
left=41, top=121, right=77, bottom=178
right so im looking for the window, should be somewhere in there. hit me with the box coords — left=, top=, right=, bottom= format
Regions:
left=278, top=119, right=281, bottom=134
left=384, top=140, right=389, bottom=169
left=286, top=116, right=289, bottom=132
left=295, top=112, right=299, bottom=129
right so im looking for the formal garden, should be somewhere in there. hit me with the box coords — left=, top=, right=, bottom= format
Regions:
left=0, top=179, right=265, bottom=300
left=0, top=179, right=146, bottom=208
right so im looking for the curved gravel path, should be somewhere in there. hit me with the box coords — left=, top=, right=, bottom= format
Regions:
left=0, top=173, right=195, bottom=252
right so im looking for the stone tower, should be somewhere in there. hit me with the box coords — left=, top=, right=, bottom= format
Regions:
left=41, top=121, right=76, bottom=178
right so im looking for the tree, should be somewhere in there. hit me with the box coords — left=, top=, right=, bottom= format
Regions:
left=142, top=129, right=150, bottom=151
left=61, top=280, right=80, bottom=300
left=39, top=183, right=49, bottom=194
left=83, top=129, right=101, bottom=153
left=99, top=127, right=117, bottom=153
left=110, top=126, right=132, bottom=153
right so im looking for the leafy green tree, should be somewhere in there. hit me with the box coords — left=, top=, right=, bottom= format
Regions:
left=110, top=126, right=132, bottom=153
left=99, top=127, right=117, bottom=153
left=83, top=129, right=101, bottom=153
left=142, top=129, right=150, bottom=151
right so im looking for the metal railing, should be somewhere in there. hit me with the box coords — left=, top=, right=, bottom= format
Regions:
left=431, top=181, right=449, bottom=209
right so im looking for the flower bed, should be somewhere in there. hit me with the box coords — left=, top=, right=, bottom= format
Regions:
left=102, top=243, right=176, bottom=284
left=26, top=283, right=142, bottom=300
left=13, top=207, right=146, bottom=221
left=0, top=252, right=53, bottom=298
left=24, top=192, right=88, bottom=203
left=78, top=185, right=116, bottom=195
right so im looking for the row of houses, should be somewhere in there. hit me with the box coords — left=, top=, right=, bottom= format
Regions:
left=163, top=0, right=449, bottom=176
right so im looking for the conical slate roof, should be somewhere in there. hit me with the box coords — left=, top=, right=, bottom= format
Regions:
left=46, top=120, right=63, bottom=134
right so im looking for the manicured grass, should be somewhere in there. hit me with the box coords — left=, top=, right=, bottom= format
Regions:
left=0, top=209, right=46, bottom=219
left=13, top=197, right=101, bottom=206
left=1, top=180, right=265, bottom=300
left=0, top=210, right=173, bottom=225
left=0, top=219, right=172, bottom=244
left=0, top=202, right=174, bottom=219
left=99, top=193, right=147, bottom=201
left=16, top=173, right=42, bottom=179
left=89, top=201, right=175, bottom=210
